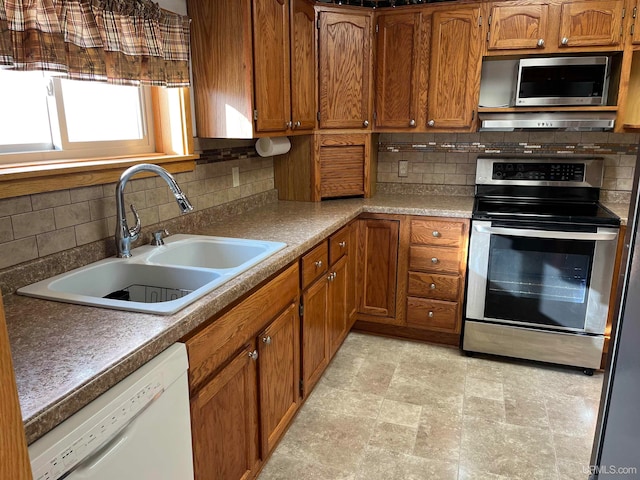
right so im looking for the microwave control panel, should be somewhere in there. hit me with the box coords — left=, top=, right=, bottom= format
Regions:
left=492, top=162, right=585, bottom=182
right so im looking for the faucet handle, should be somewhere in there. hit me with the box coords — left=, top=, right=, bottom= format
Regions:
left=128, top=204, right=141, bottom=241
left=150, top=229, right=169, bottom=246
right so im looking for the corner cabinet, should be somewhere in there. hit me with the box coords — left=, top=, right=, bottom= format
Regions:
left=318, top=8, right=373, bottom=130
left=188, top=0, right=315, bottom=138
left=426, top=4, right=483, bottom=131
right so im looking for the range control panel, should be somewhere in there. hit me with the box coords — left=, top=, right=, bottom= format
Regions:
left=492, top=162, right=585, bottom=182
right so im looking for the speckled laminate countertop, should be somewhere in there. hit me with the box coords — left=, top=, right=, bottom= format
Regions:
left=5, top=194, right=474, bottom=444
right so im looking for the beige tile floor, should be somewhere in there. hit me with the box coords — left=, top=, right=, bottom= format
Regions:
left=258, top=332, right=604, bottom=480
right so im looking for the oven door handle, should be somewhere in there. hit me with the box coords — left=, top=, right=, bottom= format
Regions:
left=474, top=225, right=618, bottom=241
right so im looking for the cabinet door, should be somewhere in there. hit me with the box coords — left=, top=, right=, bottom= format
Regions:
left=301, top=276, right=329, bottom=396
left=253, top=0, right=291, bottom=132
left=487, top=3, right=550, bottom=51
left=290, top=0, right=316, bottom=131
left=633, top=1, right=640, bottom=45
left=558, top=0, right=624, bottom=48
left=191, top=345, right=259, bottom=480
left=357, top=218, right=399, bottom=321
left=318, top=11, right=372, bottom=129
left=347, top=222, right=359, bottom=323
left=375, top=12, right=422, bottom=129
left=427, top=6, right=482, bottom=130
left=316, top=134, right=368, bottom=199
left=328, top=255, right=349, bottom=357
left=258, top=303, right=300, bottom=455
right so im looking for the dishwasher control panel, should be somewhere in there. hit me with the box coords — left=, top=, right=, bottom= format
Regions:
left=31, top=374, right=165, bottom=480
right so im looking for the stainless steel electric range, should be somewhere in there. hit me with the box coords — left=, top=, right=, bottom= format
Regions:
left=463, top=157, right=621, bottom=374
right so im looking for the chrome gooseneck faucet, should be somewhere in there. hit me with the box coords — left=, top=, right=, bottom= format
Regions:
left=115, top=164, right=193, bottom=258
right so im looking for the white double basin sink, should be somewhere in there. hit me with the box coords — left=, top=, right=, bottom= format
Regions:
left=18, top=234, right=287, bottom=315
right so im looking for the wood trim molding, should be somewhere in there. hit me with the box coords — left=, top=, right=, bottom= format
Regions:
left=0, top=293, right=33, bottom=479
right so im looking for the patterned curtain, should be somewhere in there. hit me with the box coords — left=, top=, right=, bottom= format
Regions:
left=0, top=0, right=190, bottom=87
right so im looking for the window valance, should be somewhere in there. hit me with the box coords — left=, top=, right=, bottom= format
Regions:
left=0, top=0, right=190, bottom=87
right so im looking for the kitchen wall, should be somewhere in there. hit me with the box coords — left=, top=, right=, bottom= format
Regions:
left=377, top=131, right=640, bottom=203
left=0, top=139, right=274, bottom=272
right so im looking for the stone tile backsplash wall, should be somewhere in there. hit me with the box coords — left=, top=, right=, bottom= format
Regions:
left=0, top=152, right=274, bottom=270
left=377, top=132, right=639, bottom=202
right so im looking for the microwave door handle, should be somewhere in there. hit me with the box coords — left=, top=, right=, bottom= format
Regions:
left=473, top=225, right=617, bottom=241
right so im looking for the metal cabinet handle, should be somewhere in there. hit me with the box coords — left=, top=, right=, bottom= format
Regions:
left=295, top=121, right=301, bottom=128
left=432, top=230, right=440, bottom=238
left=428, top=119, right=435, bottom=127
left=363, top=120, right=369, bottom=127
left=561, top=37, right=569, bottom=45
left=262, top=336, right=271, bottom=345
left=315, top=260, right=323, bottom=268
left=431, top=257, right=439, bottom=264
left=428, top=311, right=434, bottom=318
left=339, top=241, right=346, bottom=248
left=249, top=350, right=258, bottom=360
left=409, top=119, right=416, bottom=127
left=537, top=38, right=545, bottom=47
left=286, top=121, right=293, bottom=128
left=430, top=283, right=436, bottom=290
left=327, top=272, right=336, bottom=282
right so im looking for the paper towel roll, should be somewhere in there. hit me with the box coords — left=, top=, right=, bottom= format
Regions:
left=255, top=136, right=291, bottom=157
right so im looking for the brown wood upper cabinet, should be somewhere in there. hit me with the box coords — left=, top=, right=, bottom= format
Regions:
left=374, top=11, right=423, bottom=129
left=426, top=4, right=483, bottom=130
left=485, top=0, right=625, bottom=55
left=631, top=0, right=640, bottom=45
left=188, top=0, right=315, bottom=138
left=318, top=9, right=373, bottom=129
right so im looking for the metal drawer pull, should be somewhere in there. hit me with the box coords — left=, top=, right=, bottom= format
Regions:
left=249, top=350, right=258, bottom=360
left=315, top=260, right=323, bottom=268
left=431, top=257, right=439, bottom=264
left=339, top=241, right=346, bottom=248
left=432, top=231, right=440, bottom=238
left=428, top=311, right=434, bottom=318
left=262, top=336, right=271, bottom=345
left=430, top=283, right=436, bottom=289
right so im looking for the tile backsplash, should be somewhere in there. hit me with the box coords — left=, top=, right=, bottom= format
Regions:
left=0, top=144, right=274, bottom=271
left=377, top=132, right=639, bottom=202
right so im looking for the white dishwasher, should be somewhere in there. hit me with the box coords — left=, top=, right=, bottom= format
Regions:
left=29, top=343, right=194, bottom=480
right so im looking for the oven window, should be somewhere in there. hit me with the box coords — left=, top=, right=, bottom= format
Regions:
left=485, top=235, right=594, bottom=331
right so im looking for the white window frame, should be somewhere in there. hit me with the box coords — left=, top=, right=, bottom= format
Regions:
left=0, top=76, right=155, bottom=165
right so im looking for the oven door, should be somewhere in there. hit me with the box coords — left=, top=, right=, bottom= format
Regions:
left=466, top=220, right=618, bottom=334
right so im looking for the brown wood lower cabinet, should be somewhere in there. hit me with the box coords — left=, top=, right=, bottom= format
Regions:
left=328, top=255, right=349, bottom=358
left=190, top=344, right=259, bottom=480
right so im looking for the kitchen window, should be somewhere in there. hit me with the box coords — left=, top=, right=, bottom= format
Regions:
left=0, top=70, right=154, bottom=163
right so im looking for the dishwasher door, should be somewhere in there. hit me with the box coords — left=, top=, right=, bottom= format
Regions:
left=29, top=344, right=194, bottom=480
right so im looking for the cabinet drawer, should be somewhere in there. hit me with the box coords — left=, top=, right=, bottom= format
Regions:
left=408, top=272, right=459, bottom=301
left=409, top=245, right=460, bottom=274
left=411, top=219, right=465, bottom=248
left=186, top=263, right=299, bottom=393
left=407, top=297, right=459, bottom=333
left=329, top=226, right=350, bottom=265
left=301, top=241, right=329, bottom=290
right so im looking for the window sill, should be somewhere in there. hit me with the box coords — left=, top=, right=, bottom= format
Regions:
left=0, top=153, right=199, bottom=200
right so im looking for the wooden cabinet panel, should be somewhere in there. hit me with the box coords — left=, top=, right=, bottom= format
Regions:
left=186, top=264, right=299, bottom=393
left=407, top=297, right=459, bottom=333
left=290, top=0, right=316, bottom=130
left=320, top=145, right=366, bottom=197
left=632, top=1, right=640, bottom=45
left=191, top=345, right=259, bottom=480
left=329, top=224, right=350, bottom=265
left=301, top=241, right=329, bottom=290
left=409, top=245, right=461, bottom=275
left=301, top=275, right=329, bottom=395
left=408, top=272, right=460, bottom=301
left=558, top=0, right=624, bottom=48
left=427, top=6, right=482, bottom=130
left=487, top=3, right=550, bottom=50
left=258, top=303, right=300, bottom=455
left=253, top=0, right=290, bottom=133
left=328, top=255, right=349, bottom=357
left=358, top=218, right=399, bottom=320
left=375, top=12, right=422, bottom=129
left=410, top=218, right=465, bottom=248
left=318, top=11, right=372, bottom=129
left=347, top=221, right=359, bottom=323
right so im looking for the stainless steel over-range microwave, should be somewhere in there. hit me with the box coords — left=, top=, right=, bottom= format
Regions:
left=513, top=56, right=611, bottom=106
